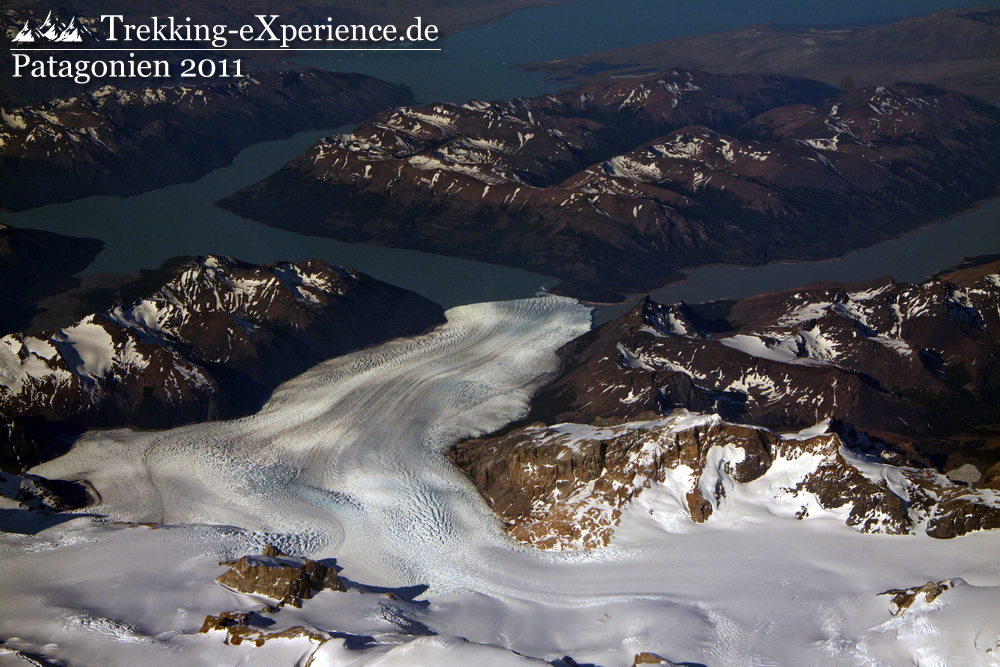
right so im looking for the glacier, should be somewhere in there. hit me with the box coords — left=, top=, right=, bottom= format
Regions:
left=1, top=297, right=999, bottom=666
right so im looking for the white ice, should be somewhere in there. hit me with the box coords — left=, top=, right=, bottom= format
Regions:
left=2, top=298, right=1000, bottom=667
left=720, top=333, right=799, bottom=363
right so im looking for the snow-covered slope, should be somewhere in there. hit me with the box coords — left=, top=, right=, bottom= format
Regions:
left=523, top=259, right=1000, bottom=482
left=452, top=413, right=1000, bottom=549
left=1, top=297, right=999, bottom=667
left=0, top=255, right=444, bottom=471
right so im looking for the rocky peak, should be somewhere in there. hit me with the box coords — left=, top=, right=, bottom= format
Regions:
left=0, top=256, right=445, bottom=471
left=640, top=297, right=708, bottom=339
left=450, top=412, right=1000, bottom=550
left=525, top=261, right=1000, bottom=474
left=222, top=68, right=1000, bottom=300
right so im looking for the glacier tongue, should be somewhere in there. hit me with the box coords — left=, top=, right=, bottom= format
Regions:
left=33, top=297, right=593, bottom=592
left=9, top=296, right=1000, bottom=667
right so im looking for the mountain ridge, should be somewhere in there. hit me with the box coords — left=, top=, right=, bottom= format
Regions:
left=0, top=69, right=414, bottom=211
left=220, top=70, right=1000, bottom=301
left=0, top=255, right=446, bottom=471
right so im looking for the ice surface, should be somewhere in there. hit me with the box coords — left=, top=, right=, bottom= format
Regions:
left=31, top=299, right=591, bottom=584
left=3, top=297, right=1000, bottom=666
left=720, top=333, right=799, bottom=363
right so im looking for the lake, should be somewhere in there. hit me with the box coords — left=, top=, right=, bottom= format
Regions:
left=2, top=0, right=996, bottom=312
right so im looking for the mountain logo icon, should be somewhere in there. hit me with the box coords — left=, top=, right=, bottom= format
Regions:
left=12, top=12, right=94, bottom=44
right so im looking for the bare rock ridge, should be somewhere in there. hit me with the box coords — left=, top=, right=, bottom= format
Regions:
left=450, top=413, right=1000, bottom=549
left=0, top=255, right=446, bottom=471
left=0, top=68, right=414, bottom=211
left=523, top=258, right=1000, bottom=467
left=449, top=259, right=1000, bottom=548
left=199, top=611, right=330, bottom=649
left=880, top=580, right=956, bottom=616
left=633, top=653, right=679, bottom=666
left=0, top=224, right=103, bottom=335
left=215, top=545, right=345, bottom=608
left=220, top=69, right=1000, bottom=301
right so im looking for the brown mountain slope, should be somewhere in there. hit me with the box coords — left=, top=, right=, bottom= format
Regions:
left=0, top=255, right=445, bottom=471
left=220, top=71, right=1000, bottom=301
left=0, top=69, right=413, bottom=211
left=450, top=258, right=1000, bottom=550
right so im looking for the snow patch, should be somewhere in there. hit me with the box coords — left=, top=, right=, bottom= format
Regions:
left=50, top=319, right=114, bottom=379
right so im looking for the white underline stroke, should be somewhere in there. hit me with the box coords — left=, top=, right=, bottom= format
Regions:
left=10, top=47, right=443, bottom=52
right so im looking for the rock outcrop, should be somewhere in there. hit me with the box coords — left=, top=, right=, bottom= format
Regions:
left=0, top=470, right=98, bottom=513
left=200, top=545, right=434, bottom=655
left=215, top=545, right=344, bottom=608
left=632, top=653, right=678, bottom=666
left=450, top=413, right=1000, bottom=549
left=201, top=544, right=341, bottom=648
left=880, top=580, right=955, bottom=616
left=199, top=611, right=329, bottom=648
left=221, top=70, right=1000, bottom=300
left=0, top=255, right=446, bottom=471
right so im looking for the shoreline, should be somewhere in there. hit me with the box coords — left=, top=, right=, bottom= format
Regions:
left=587, top=193, right=1000, bottom=322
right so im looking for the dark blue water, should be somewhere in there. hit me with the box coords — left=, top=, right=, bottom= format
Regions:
left=594, top=198, right=1000, bottom=322
left=0, top=127, right=553, bottom=309
left=296, top=0, right=989, bottom=103
left=2, top=0, right=998, bottom=311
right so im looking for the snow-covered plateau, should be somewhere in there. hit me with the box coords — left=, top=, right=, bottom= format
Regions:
left=2, top=297, right=999, bottom=667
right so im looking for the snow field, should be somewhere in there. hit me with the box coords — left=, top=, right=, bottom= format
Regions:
left=0, top=297, right=998, bottom=666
